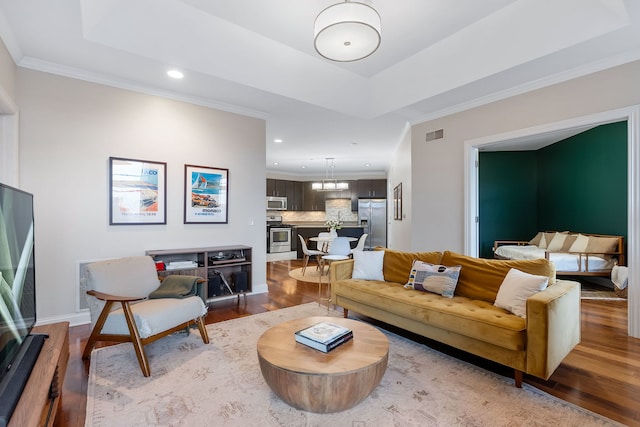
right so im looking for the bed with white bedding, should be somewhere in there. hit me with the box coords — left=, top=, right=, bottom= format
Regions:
left=493, top=232, right=624, bottom=277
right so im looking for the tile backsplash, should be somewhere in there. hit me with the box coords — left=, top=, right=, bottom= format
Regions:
left=276, top=199, right=358, bottom=224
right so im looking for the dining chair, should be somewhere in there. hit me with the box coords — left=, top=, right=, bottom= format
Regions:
left=298, top=234, right=323, bottom=275
left=317, top=232, right=331, bottom=252
left=319, top=237, right=352, bottom=310
left=350, top=233, right=368, bottom=256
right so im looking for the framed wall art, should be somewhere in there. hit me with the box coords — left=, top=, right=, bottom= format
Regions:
left=393, top=182, right=403, bottom=221
left=109, top=157, right=167, bottom=225
left=184, top=164, right=228, bottom=224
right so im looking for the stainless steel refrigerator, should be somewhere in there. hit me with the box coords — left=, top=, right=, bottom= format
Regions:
left=358, top=199, right=387, bottom=249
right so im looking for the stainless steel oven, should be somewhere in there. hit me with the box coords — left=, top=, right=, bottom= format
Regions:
left=269, top=227, right=292, bottom=253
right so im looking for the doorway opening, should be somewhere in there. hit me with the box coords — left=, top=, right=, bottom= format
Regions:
left=464, top=106, right=640, bottom=337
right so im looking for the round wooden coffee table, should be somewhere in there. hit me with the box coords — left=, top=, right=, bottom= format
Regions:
left=257, top=316, right=389, bottom=413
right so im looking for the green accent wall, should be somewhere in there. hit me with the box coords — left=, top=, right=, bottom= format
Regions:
left=478, top=121, right=627, bottom=259
left=478, top=152, right=538, bottom=258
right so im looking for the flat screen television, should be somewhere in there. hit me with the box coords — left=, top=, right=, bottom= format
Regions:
left=0, top=182, right=41, bottom=424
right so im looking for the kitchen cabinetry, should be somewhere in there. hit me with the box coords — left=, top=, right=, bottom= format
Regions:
left=286, top=180, right=304, bottom=211
left=303, top=182, right=325, bottom=211
left=266, top=179, right=287, bottom=197
left=357, top=179, right=387, bottom=198
left=146, top=246, right=252, bottom=302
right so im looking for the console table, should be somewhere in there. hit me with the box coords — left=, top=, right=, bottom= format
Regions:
left=146, top=245, right=252, bottom=302
left=8, top=322, right=69, bottom=427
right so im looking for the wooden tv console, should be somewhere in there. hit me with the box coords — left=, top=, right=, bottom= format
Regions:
left=8, top=322, right=69, bottom=427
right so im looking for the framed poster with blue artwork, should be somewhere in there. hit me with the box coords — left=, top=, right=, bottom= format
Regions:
left=184, top=164, right=228, bottom=224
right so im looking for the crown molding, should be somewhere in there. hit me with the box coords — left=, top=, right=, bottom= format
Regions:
left=17, top=56, right=270, bottom=121
left=409, top=48, right=640, bottom=126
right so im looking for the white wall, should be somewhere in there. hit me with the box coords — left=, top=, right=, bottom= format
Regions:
left=387, top=123, right=412, bottom=250
left=17, top=69, right=267, bottom=325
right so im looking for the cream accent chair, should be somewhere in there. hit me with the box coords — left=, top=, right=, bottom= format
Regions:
left=81, top=256, right=210, bottom=376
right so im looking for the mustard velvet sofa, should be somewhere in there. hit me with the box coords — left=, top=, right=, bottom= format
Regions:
left=329, top=249, right=581, bottom=387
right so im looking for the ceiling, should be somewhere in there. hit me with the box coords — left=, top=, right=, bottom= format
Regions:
left=1, top=0, right=639, bottom=177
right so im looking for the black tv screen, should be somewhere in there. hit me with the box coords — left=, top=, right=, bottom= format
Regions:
left=0, top=183, right=37, bottom=384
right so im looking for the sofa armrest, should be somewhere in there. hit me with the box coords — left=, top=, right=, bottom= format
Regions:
left=329, top=259, right=354, bottom=283
left=525, top=279, right=581, bottom=379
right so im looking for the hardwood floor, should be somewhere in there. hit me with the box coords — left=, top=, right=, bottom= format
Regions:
left=55, top=260, right=639, bottom=426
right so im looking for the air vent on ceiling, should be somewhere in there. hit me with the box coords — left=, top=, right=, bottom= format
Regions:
left=425, top=129, right=444, bottom=142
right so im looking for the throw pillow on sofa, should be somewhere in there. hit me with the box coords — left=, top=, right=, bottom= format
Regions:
left=352, top=250, right=385, bottom=281
left=404, top=260, right=461, bottom=298
left=494, top=268, right=549, bottom=318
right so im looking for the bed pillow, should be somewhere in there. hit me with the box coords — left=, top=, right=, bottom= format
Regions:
left=546, top=232, right=568, bottom=252
left=352, top=250, right=385, bottom=281
left=528, top=232, right=544, bottom=246
left=568, top=234, right=590, bottom=253
left=585, top=236, right=619, bottom=257
left=494, top=268, right=549, bottom=318
left=559, top=234, right=578, bottom=252
left=404, top=261, right=461, bottom=298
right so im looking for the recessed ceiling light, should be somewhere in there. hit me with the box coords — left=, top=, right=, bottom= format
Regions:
left=273, top=162, right=279, bottom=166
left=300, top=165, right=306, bottom=169
left=274, top=139, right=283, bottom=143
left=364, top=163, right=371, bottom=167
left=167, top=69, right=184, bottom=79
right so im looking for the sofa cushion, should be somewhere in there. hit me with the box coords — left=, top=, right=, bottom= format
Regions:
left=352, top=250, right=385, bottom=281
left=334, top=278, right=526, bottom=351
left=404, top=261, right=461, bottom=298
left=375, top=248, right=442, bottom=284
left=440, top=251, right=555, bottom=303
left=494, top=268, right=549, bottom=317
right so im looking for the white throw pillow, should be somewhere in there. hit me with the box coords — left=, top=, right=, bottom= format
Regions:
left=546, top=232, right=567, bottom=252
left=404, top=260, right=461, bottom=298
left=568, top=234, right=590, bottom=253
left=352, top=250, right=385, bottom=281
left=494, top=268, right=549, bottom=318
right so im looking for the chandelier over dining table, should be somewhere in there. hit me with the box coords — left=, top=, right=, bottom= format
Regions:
left=312, top=158, right=349, bottom=191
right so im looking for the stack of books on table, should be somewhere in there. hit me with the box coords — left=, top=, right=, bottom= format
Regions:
left=294, top=322, right=353, bottom=353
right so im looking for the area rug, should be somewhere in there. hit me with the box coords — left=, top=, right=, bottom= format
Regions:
left=288, top=267, right=329, bottom=283
left=85, top=303, right=621, bottom=427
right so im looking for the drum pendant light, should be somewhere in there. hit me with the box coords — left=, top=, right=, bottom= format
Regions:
left=314, top=1, right=381, bottom=62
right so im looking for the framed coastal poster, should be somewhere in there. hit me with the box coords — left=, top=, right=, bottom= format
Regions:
left=109, top=157, right=167, bottom=225
left=184, top=164, right=228, bottom=224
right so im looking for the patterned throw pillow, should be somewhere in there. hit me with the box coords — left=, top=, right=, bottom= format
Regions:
left=404, top=260, right=461, bottom=298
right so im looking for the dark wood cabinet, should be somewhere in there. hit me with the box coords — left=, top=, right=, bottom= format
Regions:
left=266, top=178, right=287, bottom=197
left=285, top=180, right=304, bottom=211
left=303, top=182, right=325, bottom=211
left=356, top=179, right=387, bottom=198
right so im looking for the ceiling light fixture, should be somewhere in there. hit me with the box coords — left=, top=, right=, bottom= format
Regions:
left=167, top=69, right=184, bottom=79
left=312, top=158, right=349, bottom=191
left=314, top=1, right=381, bottom=62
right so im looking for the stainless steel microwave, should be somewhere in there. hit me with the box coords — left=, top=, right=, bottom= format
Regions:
left=266, top=196, right=287, bottom=210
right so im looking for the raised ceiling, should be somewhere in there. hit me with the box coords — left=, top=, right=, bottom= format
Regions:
left=0, top=0, right=639, bottom=176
